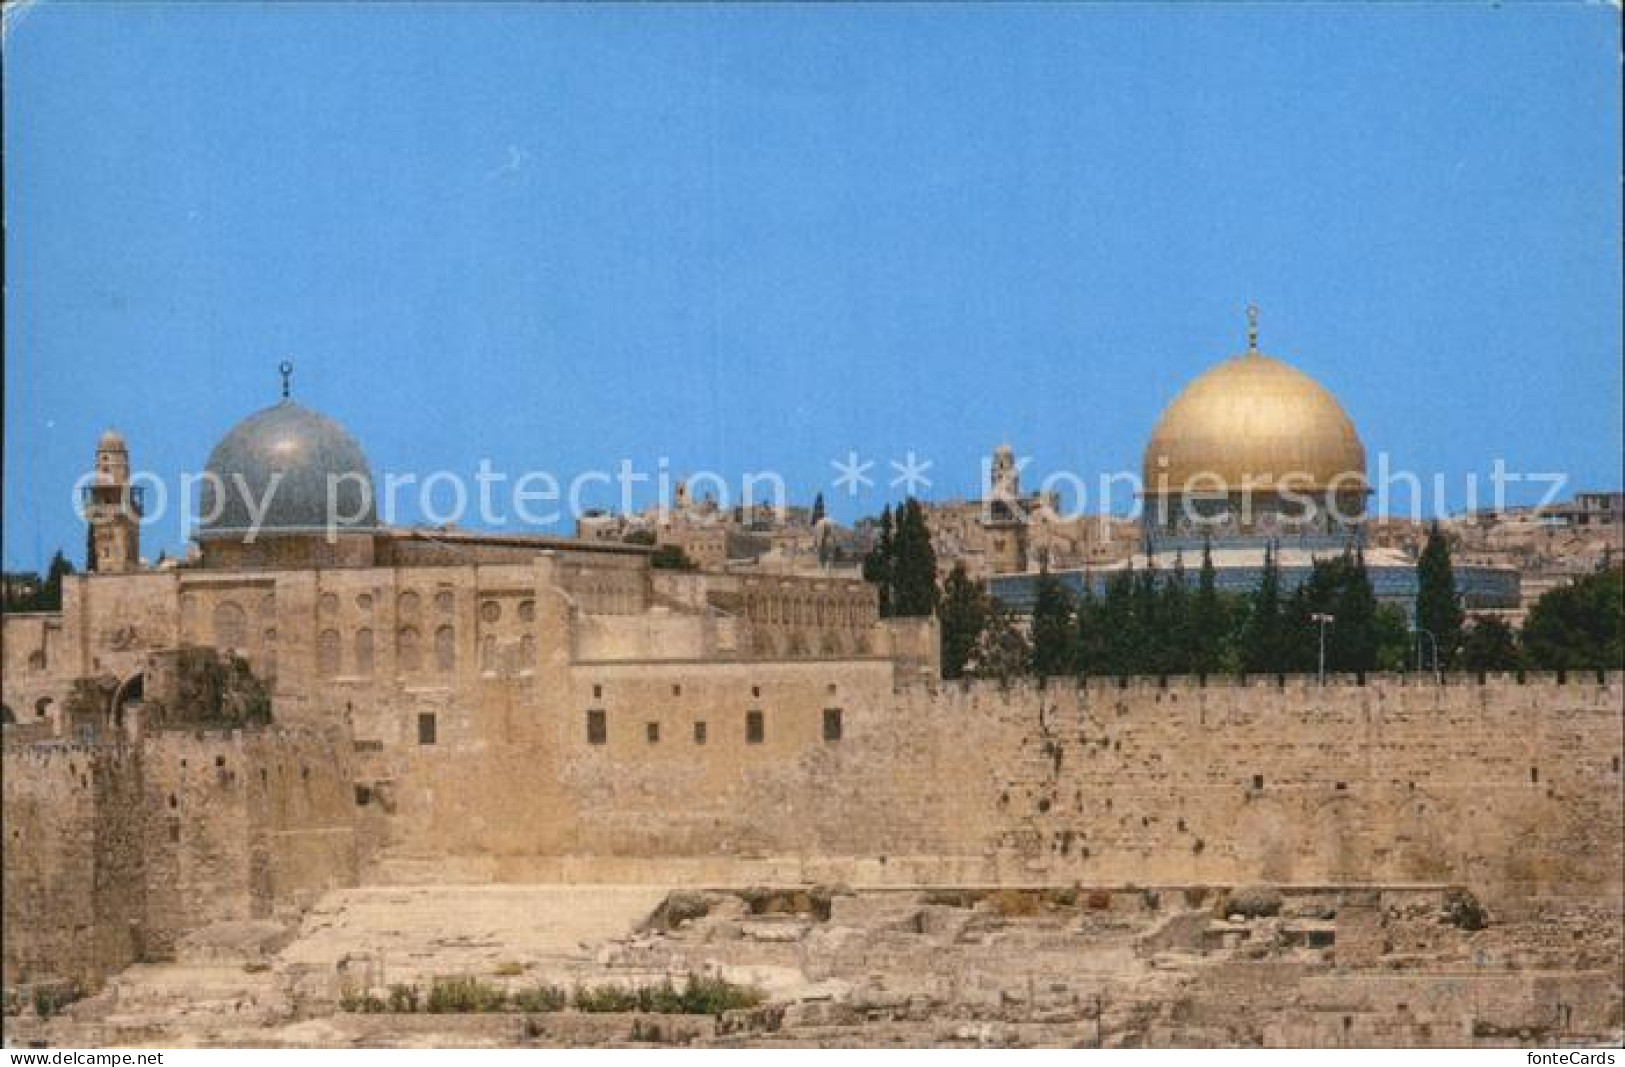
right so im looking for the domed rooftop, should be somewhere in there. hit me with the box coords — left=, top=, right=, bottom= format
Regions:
left=97, top=428, right=127, bottom=450
left=198, top=398, right=377, bottom=538
left=1143, top=311, right=1366, bottom=496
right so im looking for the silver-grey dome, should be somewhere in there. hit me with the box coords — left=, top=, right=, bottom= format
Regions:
left=198, top=400, right=377, bottom=537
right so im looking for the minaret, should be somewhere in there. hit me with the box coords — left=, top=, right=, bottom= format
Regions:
left=989, top=443, right=1021, bottom=505
left=84, top=429, right=143, bottom=573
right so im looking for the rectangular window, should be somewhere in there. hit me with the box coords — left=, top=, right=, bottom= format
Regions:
left=646, top=722, right=660, bottom=744
left=592, top=684, right=603, bottom=699
left=746, top=710, right=764, bottom=744
left=1251, top=774, right=1264, bottom=790
left=823, top=708, right=843, bottom=742
left=417, top=713, right=437, bottom=745
left=587, top=709, right=607, bottom=745
left=694, top=721, right=707, bottom=745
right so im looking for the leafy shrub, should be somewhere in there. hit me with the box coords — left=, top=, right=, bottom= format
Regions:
left=1442, top=888, right=1488, bottom=931
left=512, top=984, right=568, bottom=1012
left=1225, top=885, right=1284, bottom=919
left=986, top=889, right=1043, bottom=917
left=492, top=960, right=526, bottom=977
left=426, top=976, right=508, bottom=1013
left=386, top=983, right=420, bottom=1013
left=573, top=983, right=642, bottom=1013
left=920, top=888, right=983, bottom=908
left=1044, top=884, right=1080, bottom=908
left=31, top=982, right=82, bottom=1018
left=675, top=974, right=761, bottom=1014
left=573, top=975, right=761, bottom=1015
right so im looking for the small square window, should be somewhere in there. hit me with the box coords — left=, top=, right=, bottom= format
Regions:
left=417, top=713, right=437, bottom=745
left=751, top=685, right=761, bottom=698
left=823, top=708, right=843, bottom=742
left=587, top=709, right=607, bottom=745
left=592, top=684, right=603, bottom=699
left=1251, top=774, right=1264, bottom=790
left=694, top=721, right=707, bottom=745
left=672, top=684, right=682, bottom=697
left=746, top=710, right=764, bottom=744
left=646, top=722, right=660, bottom=743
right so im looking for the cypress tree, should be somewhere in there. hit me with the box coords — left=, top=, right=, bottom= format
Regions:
left=810, top=491, right=826, bottom=525
left=1415, top=523, right=1464, bottom=668
left=41, top=550, right=74, bottom=612
left=1073, top=575, right=1105, bottom=675
left=1133, top=560, right=1160, bottom=675
left=1159, top=551, right=1191, bottom=674
left=1030, top=568, right=1076, bottom=679
left=889, top=498, right=939, bottom=617
left=1331, top=548, right=1379, bottom=672
left=1190, top=539, right=1226, bottom=675
left=937, top=562, right=987, bottom=680
left=1100, top=566, right=1137, bottom=676
left=862, top=506, right=894, bottom=617
left=1242, top=543, right=1283, bottom=674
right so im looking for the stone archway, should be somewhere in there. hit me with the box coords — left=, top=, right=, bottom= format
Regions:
left=109, top=671, right=145, bottom=731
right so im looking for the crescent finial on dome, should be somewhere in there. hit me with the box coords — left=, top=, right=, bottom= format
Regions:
left=1246, top=304, right=1260, bottom=353
left=279, top=360, right=294, bottom=400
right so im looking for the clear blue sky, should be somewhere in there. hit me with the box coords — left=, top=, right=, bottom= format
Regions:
left=5, top=2, right=1620, bottom=569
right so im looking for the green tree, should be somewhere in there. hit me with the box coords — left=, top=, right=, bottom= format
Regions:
left=43, top=550, right=74, bottom=610
left=970, top=604, right=1033, bottom=683
left=810, top=492, right=826, bottom=526
left=1240, top=544, right=1284, bottom=674
left=1073, top=576, right=1106, bottom=675
left=1415, top=524, right=1464, bottom=668
left=649, top=544, right=697, bottom=571
left=1132, top=561, right=1161, bottom=675
left=1189, top=540, right=1228, bottom=675
left=1099, top=566, right=1139, bottom=676
left=937, top=563, right=988, bottom=680
left=1461, top=614, right=1522, bottom=672
left=889, top=498, right=939, bottom=617
left=1373, top=604, right=1412, bottom=671
left=1029, top=568, right=1076, bottom=679
left=1330, top=549, right=1379, bottom=672
left=1521, top=568, right=1623, bottom=671
left=1158, top=551, right=1192, bottom=674
left=861, top=506, right=894, bottom=617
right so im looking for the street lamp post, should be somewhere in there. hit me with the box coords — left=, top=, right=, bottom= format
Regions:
left=1412, top=626, right=1441, bottom=685
left=1311, top=612, right=1335, bottom=686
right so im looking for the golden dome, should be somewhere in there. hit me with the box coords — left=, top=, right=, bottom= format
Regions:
left=1143, top=348, right=1366, bottom=497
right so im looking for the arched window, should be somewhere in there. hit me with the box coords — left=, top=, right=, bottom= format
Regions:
left=518, top=634, right=536, bottom=666
left=317, top=630, right=341, bottom=678
left=434, top=625, right=456, bottom=673
left=354, top=629, right=374, bottom=676
left=213, top=601, right=247, bottom=650
left=397, top=627, right=422, bottom=673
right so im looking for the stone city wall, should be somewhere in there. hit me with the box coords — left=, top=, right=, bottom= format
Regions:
left=2, top=723, right=358, bottom=989
left=358, top=668, right=1622, bottom=907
